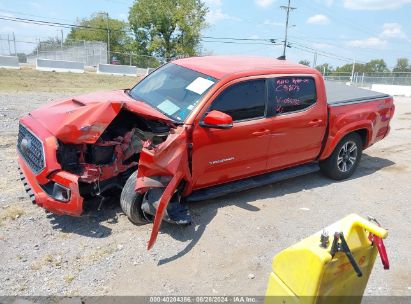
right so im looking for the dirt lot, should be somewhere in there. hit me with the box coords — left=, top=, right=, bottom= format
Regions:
left=0, top=70, right=410, bottom=297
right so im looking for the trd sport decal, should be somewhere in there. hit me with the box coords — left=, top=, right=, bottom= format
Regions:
left=209, top=157, right=235, bottom=165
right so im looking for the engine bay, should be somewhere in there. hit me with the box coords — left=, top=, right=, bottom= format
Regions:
left=56, top=109, right=172, bottom=198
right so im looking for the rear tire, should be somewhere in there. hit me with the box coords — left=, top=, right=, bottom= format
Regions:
left=320, top=133, right=363, bottom=180
left=120, top=171, right=150, bottom=225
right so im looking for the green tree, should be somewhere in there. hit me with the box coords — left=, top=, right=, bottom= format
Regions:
left=17, top=53, right=27, bottom=63
left=67, top=12, right=129, bottom=57
left=334, top=64, right=349, bottom=74
left=29, top=37, right=62, bottom=56
left=393, top=58, right=411, bottom=72
left=334, top=59, right=390, bottom=75
left=36, top=37, right=62, bottom=51
left=298, top=60, right=310, bottom=66
left=315, top=63, right=333, bottom=75
left=128, top=0, right=208, bottom=60
left=335, top=63, right=367, bottom=74
left=365, top=59, right=389, bottom=73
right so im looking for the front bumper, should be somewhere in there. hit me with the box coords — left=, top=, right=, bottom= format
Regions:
left=17, top=116, right=84, bottom=216
left=18, top=157, right=84, bottom=216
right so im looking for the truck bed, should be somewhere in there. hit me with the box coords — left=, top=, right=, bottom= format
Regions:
left=325, top=81, right=390, bottom=106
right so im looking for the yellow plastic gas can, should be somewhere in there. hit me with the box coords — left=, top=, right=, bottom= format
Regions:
left=265, top=214, right=388, bottom=304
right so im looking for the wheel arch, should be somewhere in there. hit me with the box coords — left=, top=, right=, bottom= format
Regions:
left=320, top=122, right=372, bottom=160
left=354, top=128, right=369, bottom=149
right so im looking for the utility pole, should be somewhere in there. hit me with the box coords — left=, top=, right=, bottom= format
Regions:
left=98, top=12, right=110, bottom=63
left=350, top=59, right=356, bottom=84
left=7, top=34, right=11, bottom=55
left=12, top=32, right=17, bottom=56
left=104, top=12, right=110, bottom=64
left=36, top=38, right=39, bottom=57
left=280, top=0, right=296, bottom=59
left=60, top=29, right=64, bottom=52
left=313, top=52, right=317, bottom=68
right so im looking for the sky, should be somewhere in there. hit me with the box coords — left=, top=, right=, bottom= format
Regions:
left=0, top=0, right=410, bottom=69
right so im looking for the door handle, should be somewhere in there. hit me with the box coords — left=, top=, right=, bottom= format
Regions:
left=308, top=119, right=323, bottom=127
left=252, top=129, right=270, bottom=136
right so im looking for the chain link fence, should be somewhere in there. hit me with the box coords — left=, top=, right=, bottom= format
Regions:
left=108, top=51, right=162, bottom=68
left=26, top=40, right=107, bottom=66
left=0, top=34, right=162, bottom=68
left=324, top=72, right=411, bottom=87
left=0, top=34, right=17, bottom=56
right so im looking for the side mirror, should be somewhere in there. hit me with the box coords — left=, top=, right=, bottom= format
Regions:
left=200, top=110, right=233, bottom=129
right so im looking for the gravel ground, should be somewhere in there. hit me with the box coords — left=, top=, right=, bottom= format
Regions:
left=0, top=92, right=410, bottom=297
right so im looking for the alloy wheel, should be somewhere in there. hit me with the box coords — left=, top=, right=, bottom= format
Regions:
left=337, top=141, right=358, bottom=173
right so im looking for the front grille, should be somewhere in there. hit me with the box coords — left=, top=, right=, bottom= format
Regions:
left=17, top=124, right=45, bottom=174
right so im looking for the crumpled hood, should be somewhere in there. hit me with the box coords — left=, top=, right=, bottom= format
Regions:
left=28, top=90, right=172, bottom=144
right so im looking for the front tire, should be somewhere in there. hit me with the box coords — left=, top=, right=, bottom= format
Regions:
left=120, top=171, right=150, bottom=225
left=320, top=133, right=363, bottom=180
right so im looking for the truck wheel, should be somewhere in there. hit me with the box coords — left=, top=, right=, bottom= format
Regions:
left=120, top=171, right=150, bottom=225
left=320, top=133, right=363, bottom=180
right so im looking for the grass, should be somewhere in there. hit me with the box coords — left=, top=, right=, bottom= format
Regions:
left=45, top=254, right=54, bottom=264
left=64, top=274, right=75, bottom=284
left=88, top=244, right=117, bottom=262
left=30, top=253, right=63, bottom=271
left=57, top=231, right=72, bottom=239
left=0, top=206, right=25, bottom=225
left=0, top=67, right=139, bottom=93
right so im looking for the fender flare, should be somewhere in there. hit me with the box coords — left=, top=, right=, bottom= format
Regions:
left=320, top=120, right=372, bottom=160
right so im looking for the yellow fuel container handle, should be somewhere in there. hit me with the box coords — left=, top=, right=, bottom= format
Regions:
left=351, top=214, right=388, bottom=239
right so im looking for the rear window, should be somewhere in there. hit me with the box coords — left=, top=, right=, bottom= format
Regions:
left=271, top=77, right=317, bottom=114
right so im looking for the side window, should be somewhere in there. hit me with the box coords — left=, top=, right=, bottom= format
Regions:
left=209, top=80, right=266, bottom=121
left=272, top=77, right=317, bottom=115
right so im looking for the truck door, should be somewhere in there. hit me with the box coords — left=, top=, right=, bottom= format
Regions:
left=191, top=79, right=271, bottom=189
left=265, top=76, right=327, bottom=170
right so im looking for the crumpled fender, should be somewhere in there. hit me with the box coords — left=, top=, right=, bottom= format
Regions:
left=136, top=126, right=192, bottom=249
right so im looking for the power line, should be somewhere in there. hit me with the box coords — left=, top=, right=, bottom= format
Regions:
left=299, top=1, right=381, bottom=40
left=0, top=9, right=77, bottom=23
left=0, top=15, right=131, bottom=34
left=299, top=0, right=410, bottom=49
left=291, top=42, right=355, bottom=62
left=0, top=14, right=283, bottom=46
left=288, top=41, right=366, bottom=64
left=202, top=36, right=276, bottom=42
left=288, top=32, right=410, bottom=61
left=96, top=0, right=133, bottom=5
left=0, top=13, right=379, bottom=63
left=202, top=39, right=281, bottom=46
left=1, top=36, right=281, bottom=48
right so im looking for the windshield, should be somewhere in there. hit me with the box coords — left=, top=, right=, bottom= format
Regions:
left=129, top=63, right=217, bottom=122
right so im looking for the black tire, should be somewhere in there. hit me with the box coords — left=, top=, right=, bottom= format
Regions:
left=120, top=171, right=149, bottom=225
left=320, top=133, right=363, bottom=180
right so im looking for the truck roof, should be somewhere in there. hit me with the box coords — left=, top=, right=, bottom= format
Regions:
left=173, top=56, right=317, bottom=79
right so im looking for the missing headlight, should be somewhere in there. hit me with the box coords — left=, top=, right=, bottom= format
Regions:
left=51, top=183, right=71, bottom=202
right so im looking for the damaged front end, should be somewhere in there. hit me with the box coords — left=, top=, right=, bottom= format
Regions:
left=136, top=125, right=194, bottom=249
left=55, top=108, right=195, bottom=250
left=17, top=90, right=177, bottom=217
left=56, top=109, right=172, bottom=207
left=18, top=89, right=196, bottom=250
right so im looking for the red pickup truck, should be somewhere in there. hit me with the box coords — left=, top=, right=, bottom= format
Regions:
left=17, top=56, right=394, bottom=248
